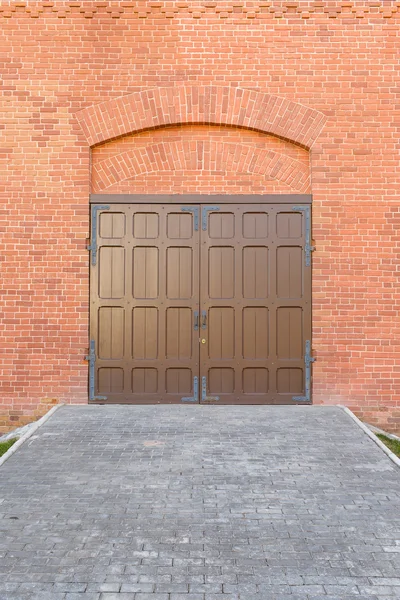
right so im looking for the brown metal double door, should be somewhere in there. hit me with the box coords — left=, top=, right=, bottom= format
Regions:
left=90, top=202, right=311, bottom=404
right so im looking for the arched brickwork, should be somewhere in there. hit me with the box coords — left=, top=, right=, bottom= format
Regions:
left=92, top=140, right=310, bottom=194
left=76, top=86, right=326, bottom=149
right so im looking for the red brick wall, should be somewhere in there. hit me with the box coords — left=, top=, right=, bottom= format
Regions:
left=1, top=1, right=399, bottom=433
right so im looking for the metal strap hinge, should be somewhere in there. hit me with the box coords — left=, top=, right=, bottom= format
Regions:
left=202, top=376, right=219, bottom=402
left=180, top=206, right=199, bottom=231
left=181, top=376, right=199, bottom=403
left=292, top=205, right=315, bottom=267
left=292, top=340, right=315, bottom=403
left=202, top=206, right=220, bottom=231
left=88, top=205, right=110, bottom=266
left=85, top=340, right=107, bottom=401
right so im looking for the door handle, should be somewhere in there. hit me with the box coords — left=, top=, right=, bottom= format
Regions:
left=201, top=310, right=207, bottom=329
left=194, top=310, right=199, bottom=331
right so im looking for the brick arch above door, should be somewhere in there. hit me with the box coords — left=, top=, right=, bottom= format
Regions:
left=92, top=139, right=311, bottom=194
left=75, top=85, right=327, bottom=149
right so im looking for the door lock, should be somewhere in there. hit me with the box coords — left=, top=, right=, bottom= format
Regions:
left=201, top=338, right=207, bottom=344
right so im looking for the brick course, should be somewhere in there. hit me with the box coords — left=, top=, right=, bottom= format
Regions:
left=1, top=1, right=399, bottom=432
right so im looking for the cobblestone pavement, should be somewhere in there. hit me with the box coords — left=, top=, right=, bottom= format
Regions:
left=0, top=405, right=399, bottom=600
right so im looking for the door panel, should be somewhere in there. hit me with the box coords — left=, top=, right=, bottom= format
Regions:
left=90, top=204, right=200, bottom=403
left=90, top=201, right=311, bottom=404
left=199, top=204, right=311, bottom=404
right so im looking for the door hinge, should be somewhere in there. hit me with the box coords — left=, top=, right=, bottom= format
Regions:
left=181, top=376, right=199, bottom=403
left=201, top=376, right=220, bottom=402
left=85, top=340, right=107, bottom=402
left=180, top=206, right=199, bottom=231
left=88, top=205, right=110, bottom=266
left=292, top=340, right=315, bottom=403
left=202, top=206, right=220, bottom=231
left=292, top=205, right=315, bottom=267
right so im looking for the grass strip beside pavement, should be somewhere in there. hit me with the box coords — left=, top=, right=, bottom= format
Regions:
left=377, top=434, right=400, bottom=458
left=0, top=438, right=18, bottom=457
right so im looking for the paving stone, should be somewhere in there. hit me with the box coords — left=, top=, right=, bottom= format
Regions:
left=86, top=584, right=121, bottom=593
left=170, top=595, right=204, bottom=600
left=120, top=584, right=155, bottom=593
left=0, top=405, right=399, bottom=600
left=135, top=595, right=169, bottom=600
left=154, top=583, right=189, bottom=592
left=65, top=595, right=100, bottom=600
left=53, top=584, right=87, bottom=593
left=99, top=595, right=135, bottom=600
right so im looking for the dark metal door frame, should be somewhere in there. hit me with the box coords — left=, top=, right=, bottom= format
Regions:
left=90, top=194, right=312, bottom=205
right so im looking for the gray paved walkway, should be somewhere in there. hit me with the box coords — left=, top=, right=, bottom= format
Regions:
left=0, top=405, right=399, bottom=600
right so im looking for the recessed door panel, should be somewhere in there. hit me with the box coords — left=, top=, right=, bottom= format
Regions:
left=133, top=247, right=159, bottom=299
left=98, top=307, right=125, bottom=360
left=209, top=368, right=235, bottom=394
left=99, top=212, right=126, bottom=239
left=98, top=368, right=124, bottom=394
left=276, top=246, right=302, bottom=299
left=208, top=247, right=235, bottom=299
left=209, top=212, right=235, bottom=239
left=99, top=247, right=125, bottom=299
left=167, top=213, right=193, bottom=239
left=277, top=368, right=303, bottom=394
left=167, top=247, right=193, bottom=299
left=133, top=213, right=159, bottom=239
left=208, top=308, right=235, bottom=359
left=131, top=368, right=158, bottom=394
left=276, top=307, right=303, bottom=359
left=166, top=368, right=192, bottom=394
left=243, top=247, right=269, bottom=299
left=242, top=307, right=269, bottom=360
left=132, top=307, right=158, bottom=360
left=243, top=212, right=268, bottom=239
left=166, top=308, right=192, bottom=359
left=243, top=368, right=269, bottom=394
left=276, top=212, right=302, bottom=239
